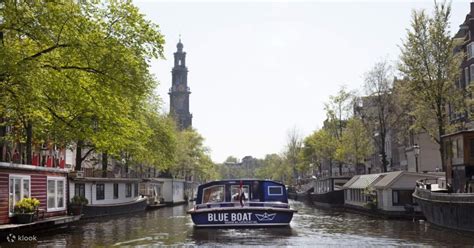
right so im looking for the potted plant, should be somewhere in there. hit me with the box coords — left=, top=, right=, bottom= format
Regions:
left=70, top=195, right=88, bottom=215
left=14, top=197, right=40, bottom=224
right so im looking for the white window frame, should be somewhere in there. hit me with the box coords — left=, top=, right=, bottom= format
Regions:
left=201, top=185, right=225, bottom=203
left=8, top=174, right=31, bottom=216
left=468, top=42, right=474, bottom=60
left=268, top=186, right=283, bottom=196
left=47, top=176, right=67, bottom=212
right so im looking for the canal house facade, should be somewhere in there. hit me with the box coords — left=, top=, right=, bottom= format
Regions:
left=0, top=162, right=69, bottom=224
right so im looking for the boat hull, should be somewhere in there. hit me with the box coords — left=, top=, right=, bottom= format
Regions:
left=413, top=187, right=474, bottom=232
left=82, top=197, right=148, bottom=219
left=188, top=207, right=296, bottom=227
left=310, top=190, right=344, bottom=208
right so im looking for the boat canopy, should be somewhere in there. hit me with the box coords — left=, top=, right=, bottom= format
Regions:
left=195, top=179, right=288, bottom=205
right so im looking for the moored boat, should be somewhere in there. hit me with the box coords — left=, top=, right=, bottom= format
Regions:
left=413, top=178, right=474, bottom=232
left=311, top=176, right=351, bottom=208
left=187, top=179, right=297, bottom=227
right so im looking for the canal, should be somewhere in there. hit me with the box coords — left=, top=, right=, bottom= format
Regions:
left=17, top=201, right=474, bottom=246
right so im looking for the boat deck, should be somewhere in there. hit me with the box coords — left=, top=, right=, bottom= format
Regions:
left=0, top=215, right=81, bottom=241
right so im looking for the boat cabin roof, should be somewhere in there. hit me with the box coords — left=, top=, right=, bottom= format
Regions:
left=195, top=179, right=288, bottom=205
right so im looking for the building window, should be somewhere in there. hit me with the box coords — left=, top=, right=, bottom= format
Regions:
left=392, top=190, right=413, bottom=206
left=113, top=183, right=119, bottom=199
left=134, top=183, right=139, bottom=197
left=465, top=67, right=469, bottom=86
left=75, top=183, right=85, bottom=198
left=96, top=184, right=105, bottom=200
left=47, top=177, right=66, bottom=211
left=470, top=65, right=474, bottom=85
left=468, top=42, right=474, bottom=59
left=126, top=183, right=132, bottom=198
left=9, top=175, right=31, bottom=215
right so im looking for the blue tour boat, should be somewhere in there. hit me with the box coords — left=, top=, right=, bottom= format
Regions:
left=187, top=179, right=297, bottom=227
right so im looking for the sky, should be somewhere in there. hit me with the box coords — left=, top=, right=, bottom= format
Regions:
left=135, top=0, right=468, bottom=163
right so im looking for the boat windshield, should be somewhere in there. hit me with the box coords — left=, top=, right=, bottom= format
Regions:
left=202, top=185, right=225, bottom=203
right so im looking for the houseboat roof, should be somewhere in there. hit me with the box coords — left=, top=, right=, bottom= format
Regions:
left=70, top=177, right=142, bottom=183
left=0, top=162, right=68, bottom=174
left=374, top=171, right=443, bottom=190
left=343, top=173, right=389, bottom=189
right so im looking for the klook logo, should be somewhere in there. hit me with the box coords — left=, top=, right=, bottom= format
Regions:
left=5, top=233, right=37, bottom=243
left=6, top=233, right=16, bottom=243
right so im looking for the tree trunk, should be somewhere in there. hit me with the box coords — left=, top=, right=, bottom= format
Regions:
left=25, top=122, right=32, bottom=165
left=75, top=140, right=83, bottom=171
left=338, top=162, right=342, bottom=176
left=102, top=152, right=108, bottom=178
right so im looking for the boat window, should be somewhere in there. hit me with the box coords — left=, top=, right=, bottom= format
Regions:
left=268, top=186, right=283, bottom=196
left=230, top=185, right=249, bottom=201
left=202, top=185, right=225, bottom=203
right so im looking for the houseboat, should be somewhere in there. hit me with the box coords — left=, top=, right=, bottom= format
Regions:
left=0, top=162, right=81, bottom=241
left=140, top=179, right=166, bottom=209
left=69, top=175, right=147, bottom=218
left=187, top=179, right=297, bottom=227
left=413, top=130, right=474, bottom=232
left=150, top=178, right=186, bottom=205
left=343, top=171, right=440, bottom=219
left=310, top=176, right=351, bottom=208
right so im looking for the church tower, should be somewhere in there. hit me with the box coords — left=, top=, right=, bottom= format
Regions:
left=169, top=38, right=192, bottom=130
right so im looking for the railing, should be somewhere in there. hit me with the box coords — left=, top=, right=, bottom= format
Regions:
left=415, top=178, right=474, bottom=203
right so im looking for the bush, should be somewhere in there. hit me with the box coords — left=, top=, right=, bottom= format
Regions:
left=14, top=198, right=40, bottom=214
left=71, top=195, right=89, bottom=206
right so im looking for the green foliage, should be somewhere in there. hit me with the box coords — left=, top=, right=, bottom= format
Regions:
left=14, top=197, right=40, bottom=214
left=255, top=153, right=291, bottom=184
left=0, top=1, right=171, bottom=171
left=335, top=118, right=373, bottom=166
left=70, top=195, right=89, bottom=206
left=399, top=1, right=464, bottom=169
left=172, top=129, right=217, bottom=182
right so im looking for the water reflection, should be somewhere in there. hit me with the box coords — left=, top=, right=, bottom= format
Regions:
left=15, top=200, right=473, bottom=247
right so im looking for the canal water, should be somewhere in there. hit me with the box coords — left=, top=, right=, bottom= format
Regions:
left=9, top=200, right=474, bottom=247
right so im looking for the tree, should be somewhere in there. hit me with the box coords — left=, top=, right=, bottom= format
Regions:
left=324, top=86, right=354, bottom=174
left=312, top=128, right=338, bottom=177
left=255, top=153, right=290, bottom=183
left=335, top=117, right=373, bottom=173
left=284, top=127, right=303, bottom=181
left=399, top=1, right=463, bottom=171
left=172, top=129, right=216, bottom=182
left=0, top=1, right=165, bottom=170
left=362, top=59, right=399, bottom=172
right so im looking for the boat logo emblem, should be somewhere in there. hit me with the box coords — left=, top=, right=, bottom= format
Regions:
left=255, top=212, right=276, bottom=221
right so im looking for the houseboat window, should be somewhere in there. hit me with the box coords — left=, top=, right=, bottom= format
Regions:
left=392, top=190, right=413, bottom=206
left=134, top=183, right=139, bottom=197
left=47, top=177, right=66, bottom=211
left=230, top=185, right=249, bottom=201
left=113, top=183, right=119, bottom=199
left=75, top=183, right=85, bottom=198
left=268, top=186, right=283, bottom=196
left=8, top=175, right=31, bottom=215
left=126, top=183, right=132, bottom=198
left=96, top=184, right=105, bottom=200
left=202, top=185, right=224, bottom=203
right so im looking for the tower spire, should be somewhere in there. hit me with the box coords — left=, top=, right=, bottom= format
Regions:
left=169, top=38, right=192, bottom=130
